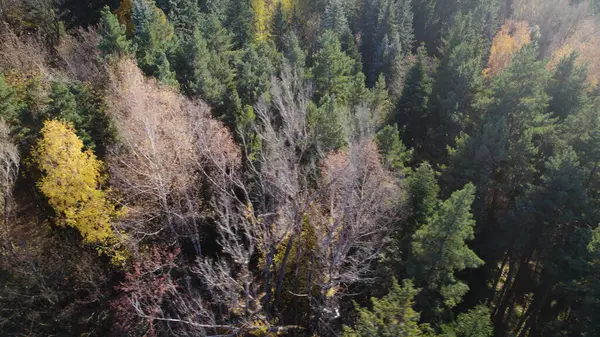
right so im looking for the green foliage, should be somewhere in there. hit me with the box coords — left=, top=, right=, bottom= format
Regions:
left=342, top=279, right=437, bottom=337
left=442, top=305, right=494, bottom=337
left=407, top=163, right=439, bottom=226
left=168, top=0, right=201, bottom=40
left=0, top=74, right=17, bottom=123
left=132, top=0, right=177, bottom=84
left=224, top=0, right=255, bottom=48
left=42, top=81, right=112, bottom=152
left=308, top=96, right=348, bottom=155
left=236, top=42, right=278, bottom=106
left=99, top=5, right=134, bottom=61
left=375, top=125, right=412, bottom=172
left=393, top=46, right=433, bottom=157
left=427, top=12, right=487, bottom=163
left=409, top=182, right=483, bottom=307
left=548, top=52, right=589, bottom=120
left=312, top=30, right=357, bottom=105
left=360, top=0, right=414, bottom=87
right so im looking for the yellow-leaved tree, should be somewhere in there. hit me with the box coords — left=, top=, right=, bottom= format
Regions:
left=252, top=0, right=294, bottom=42
left=483, top=20, right=531, bottom=78
left=33, top=120, right=125, bottom=261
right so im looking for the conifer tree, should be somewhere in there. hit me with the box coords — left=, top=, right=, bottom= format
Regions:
left=98, top=5, right=134, bottom=61
left=442, top=305, right=494, bottom=337
left=225, top=0, right=255, bottom=48
left=131, top=0, right=177, bottom=84
left=375, top=124, right=412, bottom=172
left=342, top=279, right=437, bottom=337
left=236, top=42, right=277, bottom=106
left=168, top=0, right=201, bottom=40
left=547, top=52, right=589, bottom=120
left=393, top=46, right=433, bottom=158
left=427, top=12, right=486, bottom=163
left=312, top=30, right=356, bottom=105
left=0, top=74, right=17, bottom=124
left=409, top=182, right=484, bottom=308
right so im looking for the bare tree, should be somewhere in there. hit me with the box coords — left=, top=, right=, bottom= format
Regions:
left=106, top=59, right=227, bottom=252
left=56, top=27, right=105, bottom=84
left=0, top=119, right=18, bottom=249
left=193, top=63, right=405, bottom=335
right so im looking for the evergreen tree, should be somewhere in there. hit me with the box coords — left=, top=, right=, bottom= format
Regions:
left=224, top=0, right=255, bottom=48
left=236, top=42, right=277, bottom=106
left=360, top=0, right=413, bottom=88
left=308, top=96, right=348, bottom=156
left=98, top=5, right=134, bottom=61
left=271, top=1, right=290, bottom=51
left=323, top=0, right=349, bottom=35
left=168, top=0, right=201, bottom=40
left=393, top=46, right=433, bottom=158
left=0, top=74, right=17, bottom=124
left=409, top=182, right=484, bottom=308
left=407, top=163, right=439, bottom=227
left=442, top=305, right=494, bottom=337
left=375, top=124, right=412, bottom=173
left=427, top=12, right=486, bottom=163
left=342, top=279, right=437, bottom=337
left=132, top=0, right=177, bottom=84
left=312, top=30, right=356, bottom=105
left=547, top=52, right=589, bottom=120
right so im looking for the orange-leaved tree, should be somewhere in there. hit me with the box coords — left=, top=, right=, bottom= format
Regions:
left=483, top=20, right=531, bottom=78
left=33, top=120, right=125, bottom=261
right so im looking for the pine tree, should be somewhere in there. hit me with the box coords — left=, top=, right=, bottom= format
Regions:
left=342, top=279, right=437, bottom=337
left=323, top=0, right=349, bottom=36
left=308, top=96, right=348, bottom=155
left=271, top=1, right=290, bottom=51
left=407, top=163, right=439, bottom=227
left=168, top=0, right=201, bottom=40
left=98, top=5, right=134, bottom=61
left=409, top=182, right=484, bottom=308
left=360, top=0, right=414, bottom=88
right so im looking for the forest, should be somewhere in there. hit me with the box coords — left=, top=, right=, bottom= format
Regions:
left=1, top=0, right=600, bottom=336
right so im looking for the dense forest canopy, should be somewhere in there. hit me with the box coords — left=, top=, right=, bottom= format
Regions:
left=2, top=0, right=600, bottom=336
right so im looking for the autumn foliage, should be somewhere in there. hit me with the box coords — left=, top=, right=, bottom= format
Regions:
left=33, top=120, right=123, bottom=258
left=483, top=20, right=531, bottom=78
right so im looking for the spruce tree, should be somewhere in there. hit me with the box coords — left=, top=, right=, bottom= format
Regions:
left=224, top=0, right=255, bottom=48
left=409, top=182, right=484, bottom=308
left=375, top=124, right=412, bottom=173
left=393, top=46, right=433, bottom=158
left=131, top=0, right=177, bottom=83
left=427, top=12, right=486, bottom=164
left=236, top=42, right=277, bottom=106
left=442, top=305, right=494, bottom=337
left=547, top=52, right=589, bottom=120
left=342, top=279, right=437, bottom=337
left=312, top=30, right=356, bottom=105
left=98, top=5, right=134, bottom=61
